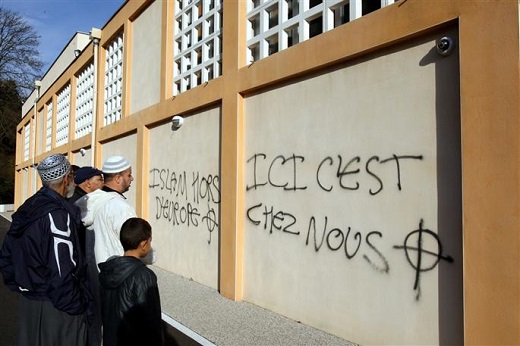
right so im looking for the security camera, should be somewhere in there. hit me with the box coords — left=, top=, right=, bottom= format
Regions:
left=79, top=148, right=86, bottom=156
left=436, top=36, right=454, bottom=56
left=171, top=115, right=184, bottom=131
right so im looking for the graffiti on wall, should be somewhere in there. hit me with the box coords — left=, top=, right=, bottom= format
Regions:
left=246, top=152, right=454, bottom=300
left=394, top=219, right=454, bottom=299
left=149, top=168, right=220, bottom=244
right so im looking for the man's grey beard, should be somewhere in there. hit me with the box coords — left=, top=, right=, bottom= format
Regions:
left=66, top=180, right=75, bottom=198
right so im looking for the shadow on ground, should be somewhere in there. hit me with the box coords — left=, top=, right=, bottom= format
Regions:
left=0, top=215, right=199, bottom=346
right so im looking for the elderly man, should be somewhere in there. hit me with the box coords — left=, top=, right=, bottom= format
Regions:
left=68, top=166, right=104, bottom=346
left=0, top=154, right=91, bottom=346
left=68, top=166, right=104, bottom=272
left=68, top=166, right=104, bottom=204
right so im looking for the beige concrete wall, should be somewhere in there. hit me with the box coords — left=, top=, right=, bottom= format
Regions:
left=22, top=33, right=91, bottom=117
left=71, top=149, right=92, bottom=168
left=20, top=169, right=29, bottom=202
left=148, top=107, right=221, bottom=289
left=36, top=110, right=45, bottom=156
left=101, top=133, right=138, bottom=210
left=14, top=0, right=520, bottom=344
left=243, top=30, right=462, bottom=344
left=129, top=0, right=162, bottom=114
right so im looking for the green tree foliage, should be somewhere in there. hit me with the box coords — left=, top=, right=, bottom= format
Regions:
left=0, top=7, right=43, bottom=99
left=0, top=80, right=20, bottom=203
left=0, top=152, right=15, bottom=203
left=0, top=80, right=20, bottom=151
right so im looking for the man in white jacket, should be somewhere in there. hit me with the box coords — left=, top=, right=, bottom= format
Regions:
left=76, top=155, right=137, bottom=346
left=80, top=155, right=137, bottom=266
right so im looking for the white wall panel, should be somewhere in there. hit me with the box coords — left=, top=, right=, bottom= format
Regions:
left=102, top=133, right=138, bottom=210
left=243, top=31, right=462, bottom=345
left=148, top=107, right=220, bottom=289
left=131, top=0, right=162, bottom=114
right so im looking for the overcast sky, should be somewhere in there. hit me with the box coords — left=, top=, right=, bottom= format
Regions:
left=0, top=0, right=124, bottom=72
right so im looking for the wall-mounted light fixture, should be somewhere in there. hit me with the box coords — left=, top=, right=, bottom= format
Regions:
left=436, top=36, right=455, bottom=57
left=74, top=49, right=81, bottom=57
left=90, top=28, right=101, bottom=40
left=171, top=115, right=184, bottom=131
left=79, top=148, right=86, bottom=156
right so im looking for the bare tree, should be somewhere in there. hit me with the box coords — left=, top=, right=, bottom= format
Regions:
left=0, top=6, right=40, bottom=202
left=0, top=7, right=43, bottom=99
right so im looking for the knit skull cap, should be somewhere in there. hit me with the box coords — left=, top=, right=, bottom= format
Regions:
left=102, top=155, right=131, bottom=174
left=74, top=166, right=103, bottom=184
left=37, top=154, right=71, bottom=182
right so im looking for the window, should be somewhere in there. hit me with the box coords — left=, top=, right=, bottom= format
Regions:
left=46, top=102, right=53, bottom=151
left=247, top=0, right=395, bottom=62
left=308, top=14, right=322, bottom=38
left=173, top=0, right=223, bottom=95
left=287, top=0, right=299, bottom=19
left=104, top=32, right=124, bottom=126
left=75, top=63, right=94, bottom=138
left=267, top=35, right=278, bottom=55
left=333, top=2, right=350, bottom=27
left=362, top=0, right=381, bottom=15
left=56, top=84, right=71, bottom=147
left=24, top=123, right=30, bottom=161
left=267, top=6, right=278, bottom=29
left=285, top=25, right=299, bottom=48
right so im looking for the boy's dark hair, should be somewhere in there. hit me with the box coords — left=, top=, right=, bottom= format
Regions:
left=120, top=217, right=152, bottom=251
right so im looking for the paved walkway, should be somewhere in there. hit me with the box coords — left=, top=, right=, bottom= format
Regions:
left=0, top=211, right=357, bottom=346
left=154, top=265, right=356, bottom=346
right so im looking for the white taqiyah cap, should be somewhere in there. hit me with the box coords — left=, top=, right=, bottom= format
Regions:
left=102, top=155, right=131, bottom=174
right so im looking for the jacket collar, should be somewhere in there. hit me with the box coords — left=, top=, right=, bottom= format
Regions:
left=102, top=185, right=126, bottom=199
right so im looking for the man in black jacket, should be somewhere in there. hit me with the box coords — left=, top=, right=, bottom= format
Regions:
left=67, top=165, right=104, bottom=346
left=68, top=166, right=104, bottom=205
left=0, top=154, right=92, bottom=346
left=98, top=217, right=163, bottom=346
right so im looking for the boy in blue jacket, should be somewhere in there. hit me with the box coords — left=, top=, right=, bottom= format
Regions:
left=98, top=217, right=163, bottom=346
